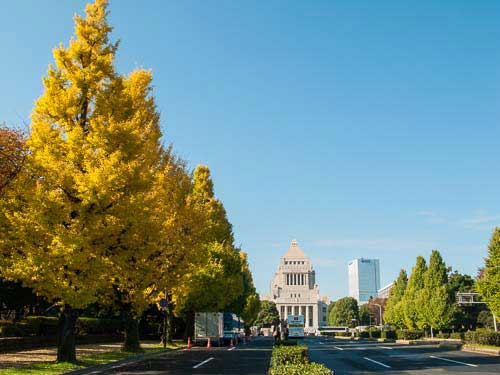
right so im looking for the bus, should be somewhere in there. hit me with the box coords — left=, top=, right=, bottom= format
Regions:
left=287, top=314, right=305, bottom=338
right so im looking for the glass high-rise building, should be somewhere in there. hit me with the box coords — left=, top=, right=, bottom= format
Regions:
left=348, top=258, right=380, bottom=304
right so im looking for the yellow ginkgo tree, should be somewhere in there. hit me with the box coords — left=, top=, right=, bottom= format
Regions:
left=2, top=0, right=164, bottom=360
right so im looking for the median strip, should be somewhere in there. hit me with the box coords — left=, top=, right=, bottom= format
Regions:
left=363, top=357, right=391, bottom=368
left=193, top=357, right=214, bottom=369
left=429, top=355, right=478, bottom=367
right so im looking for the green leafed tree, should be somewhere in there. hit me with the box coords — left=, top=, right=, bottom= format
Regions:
left=254, top=301, right=280, bottom=328
left=328, top=297, right=359, bottom=327
left=477, top=228, right=500, bottom=322
left=417, top=250, right=454, bottom=337
left=402, top=256, right=427, bottom=329
left=383, top=269, right=408, bottom=329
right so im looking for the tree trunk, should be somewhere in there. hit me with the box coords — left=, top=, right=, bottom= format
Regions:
left=57, top=304, right=77, bottom=362
left=122, top=309, right=141, bottom=352
left=430, top=326, right=434, bottom=339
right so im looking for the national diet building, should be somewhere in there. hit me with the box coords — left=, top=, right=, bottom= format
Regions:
left=262, top=240, right=329, bottom=333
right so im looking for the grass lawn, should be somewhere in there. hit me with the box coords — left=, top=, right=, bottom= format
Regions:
left=0, top=342, right=184, bottom=375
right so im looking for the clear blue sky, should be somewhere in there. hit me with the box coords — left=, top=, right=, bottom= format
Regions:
left=2, top=0, right=500, bottom=300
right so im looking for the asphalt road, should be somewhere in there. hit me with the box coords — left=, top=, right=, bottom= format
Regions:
left=105, top=337, right=273, bottom=374
left=306, top=336, right=500, bottom=375
left=82, top=336, right=500, bottom=374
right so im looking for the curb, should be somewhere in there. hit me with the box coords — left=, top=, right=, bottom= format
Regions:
left=65, top=347, right=183, bottom=375
left=462, top=345, right=500, bottom=357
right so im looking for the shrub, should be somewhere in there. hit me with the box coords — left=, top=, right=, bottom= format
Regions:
left=76, top=317, right=122, bottom=335
left=450, top=332, right=464, bottom=340
left=26, top=316, right=59, bottom=336
left=381, top=330, right=396, bottom=339
left=271, top=345, right=308, bottom=367
left=335, top=331, right=351, bottom=337
left=276, top=339, right=298, bottom=346
left=358, top=331, right=369, bottom=339
left=0, top=323, right=25, bottom=337
left=464, top=331, right=500, bottom=347
left=396, top=330, right=424, bottom=340
left=369, top=330, right=381, bottom=339
left=270, top=362, right=333, bottom=375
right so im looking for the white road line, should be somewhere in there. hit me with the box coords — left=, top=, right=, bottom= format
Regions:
left=379, top=346, right=393, bottom=350
left=193, top=357, right=214, bottom=369
left=364, top=357, right=391, bottom=368
left=319, top=342, right=324, bottom=345
left=228, top=346, right=236, bottom=351
left=334, top=346, right=344, bottom=351
left=429, top=355, right=478, bottom=368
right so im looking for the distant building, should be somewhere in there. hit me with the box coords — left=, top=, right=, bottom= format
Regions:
left=262, top=240, right=329, bottom=333
left=348, top=258, right=380, bottom=304
left=377, top=282, right=394, bottom=299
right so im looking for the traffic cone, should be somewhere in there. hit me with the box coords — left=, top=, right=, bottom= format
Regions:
left=186, top=337, right=192, bottom=349
left=207, top=337, right=211, bottom=350
left=229, top=338, right=233, bottom=348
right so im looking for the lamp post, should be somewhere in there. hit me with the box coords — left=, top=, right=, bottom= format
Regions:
left=373, top=303, right=383, bottom=330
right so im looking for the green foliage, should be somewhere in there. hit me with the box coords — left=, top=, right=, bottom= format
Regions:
left=269, top=362, right=333, bottom=375
left=0, top=322, right=27, bottom=337
left=383, top=269, right=407, bottom=329
left=275, top=338, right=299, bottom=346
left=328, top=297, right=359, bottom=327
left=359, top=304, right=371, bottom=326
left=381, top=330, right=397, bottom=339
left=396, top=330, right=424, bottom=340
left=254, top=300, right=279, bottom=328
left=271, top=345, right=309, bottom=367
left=402, top=256, right=427, bottom=329
left=448, top=271, right=475, bottom=294
left=76, top=317, right=122, bottom=335
left=464, top=330, right=500, bottom=347
left=477, top=228, right=500, bottom=319
left=477, top=310, right=495, bottom=329
left=26, top=316, right=59, bottom=336
left=417, top=251, right=454, bottom=334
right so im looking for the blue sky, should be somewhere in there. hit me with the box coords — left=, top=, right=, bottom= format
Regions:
left=2, top=0, right=500, bottom=300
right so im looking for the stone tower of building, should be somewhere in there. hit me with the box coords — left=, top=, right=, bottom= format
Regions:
left=263, top=239, right=329, bottom=333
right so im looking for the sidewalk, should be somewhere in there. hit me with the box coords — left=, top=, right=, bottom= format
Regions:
left=0, top=341, right=160, bottom=370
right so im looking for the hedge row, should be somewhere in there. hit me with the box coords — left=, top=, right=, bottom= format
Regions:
left=271, top=345, right=308, bottom=367
left=436, top=332, right=465, bottom=340
left=396, top=330, right=424, bottom=340
left=464, top=330, right=500, bottom=347
left=0, top=317, right=123, bottom=337
left=269, top=362, right=333, bottom=375
left=269, top=345, right=333, bottom=375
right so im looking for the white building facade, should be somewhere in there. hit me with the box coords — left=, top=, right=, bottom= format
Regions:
left=262, top=240, right=329, bottom=333
left=348, top=258, right=380, bottom=304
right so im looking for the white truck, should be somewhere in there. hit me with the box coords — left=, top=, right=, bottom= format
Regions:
left=194, top=312, right=244, bottom=345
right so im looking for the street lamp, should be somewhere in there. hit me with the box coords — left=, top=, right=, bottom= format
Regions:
left=373, top=303, right=383, bottom=330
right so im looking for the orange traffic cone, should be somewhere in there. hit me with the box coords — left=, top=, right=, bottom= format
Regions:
left=207, top=337, right=211, bottom=350
left=186, top=337, right=192, bottom=349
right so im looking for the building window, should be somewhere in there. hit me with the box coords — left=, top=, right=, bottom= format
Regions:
left=294, top=306, right=299, bottom=315
left=323, top=307, right=326, bottom=313
left=323, top=316, right=326, bottom=322
left=287, top=306, right=292, bottom=315
left=280, top=306, right=285, bottom=318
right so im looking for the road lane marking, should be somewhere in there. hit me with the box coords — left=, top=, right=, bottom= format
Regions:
left=334, top=346, right=344, bottom=351
left=193, top=357, right=214, bottom=369
left=319, top=342, right=324, bottom=345
left=379, top=346, right=393, bottom=350
left=228, top=346, right=236, bottom=351
left=364, top=357, right=391, bottom=368
left=429, top=355, right=478, bottom=368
